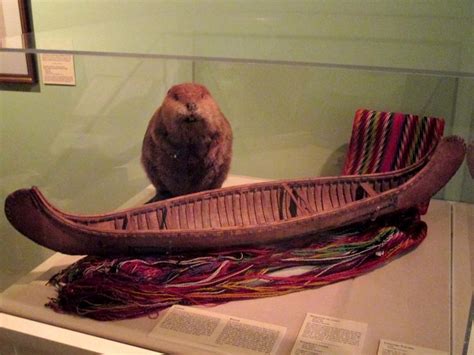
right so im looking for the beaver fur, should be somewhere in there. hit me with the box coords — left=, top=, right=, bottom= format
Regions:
left=141, top=83, right=233, bottom=201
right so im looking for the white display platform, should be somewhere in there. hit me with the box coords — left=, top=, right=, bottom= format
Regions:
left=453, top=202, right=474, bottom=355
left=1, top=177, right=472, bottom=354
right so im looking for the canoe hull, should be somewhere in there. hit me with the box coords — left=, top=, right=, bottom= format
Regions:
left=4, top=136, right=466, bottom=256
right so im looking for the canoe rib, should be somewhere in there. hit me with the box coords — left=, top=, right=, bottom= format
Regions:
left=4, top=136, right=465, bottom=256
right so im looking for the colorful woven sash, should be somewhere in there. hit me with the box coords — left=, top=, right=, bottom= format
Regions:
left=47, top=108, right=445, bottom=321
left=343, top=108, right=444, bottom=175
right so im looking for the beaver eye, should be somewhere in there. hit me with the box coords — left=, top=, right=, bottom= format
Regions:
left=173, top=93, right=179, bottom=101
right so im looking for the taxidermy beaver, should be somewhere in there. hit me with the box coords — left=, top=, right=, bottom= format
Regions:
left=142, top=83, right=233, bottom=201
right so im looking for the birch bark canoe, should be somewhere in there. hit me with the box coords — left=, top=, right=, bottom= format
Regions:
left=4, top=136, right=465, bottom=256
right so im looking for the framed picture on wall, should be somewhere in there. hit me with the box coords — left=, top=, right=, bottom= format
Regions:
left=0, top=0, right=37, bottom=84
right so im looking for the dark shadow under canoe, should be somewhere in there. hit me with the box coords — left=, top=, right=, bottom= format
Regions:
left=4, top=136, right=466, bottom=256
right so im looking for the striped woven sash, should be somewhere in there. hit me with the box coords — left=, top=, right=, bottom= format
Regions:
left=343, top=108, right=445, bottom=175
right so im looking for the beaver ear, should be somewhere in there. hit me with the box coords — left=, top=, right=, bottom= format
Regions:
left=167, top=88, right=179, bottom=101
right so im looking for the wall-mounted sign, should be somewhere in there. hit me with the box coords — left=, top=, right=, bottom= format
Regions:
left=40, top=53, right=76, bottom=86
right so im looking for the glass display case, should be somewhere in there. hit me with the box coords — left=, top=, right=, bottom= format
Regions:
left=1, top=1, right=473, bottom=354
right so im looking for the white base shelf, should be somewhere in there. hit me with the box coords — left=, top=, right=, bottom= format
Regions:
left=1, top=177, right=472, bottom=354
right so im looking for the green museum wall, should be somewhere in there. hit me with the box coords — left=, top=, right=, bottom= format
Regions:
left=30, top=0, right=473, bottom=73
left=1, top=0, right=473, bottom=290
left=195, top=62, right=469, bottom=180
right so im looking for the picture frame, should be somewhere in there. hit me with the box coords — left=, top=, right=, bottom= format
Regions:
left=0, top=0, right=37, bottom=84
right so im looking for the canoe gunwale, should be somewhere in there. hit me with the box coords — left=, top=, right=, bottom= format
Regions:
left=29, top=151, right=428, bottom=225
left=28, top=186, right=399, bottom=236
